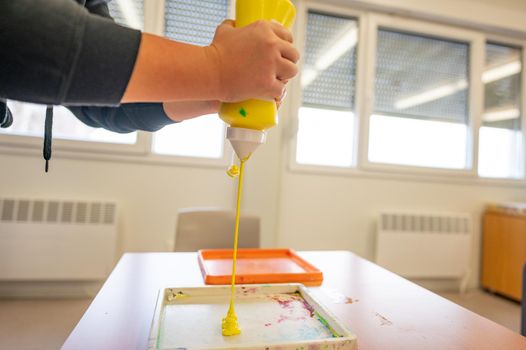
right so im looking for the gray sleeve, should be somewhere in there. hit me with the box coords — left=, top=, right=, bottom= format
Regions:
left=67, top=103, right=174, bottom=133
left=67, top=0, right=176, bottom=132
left=0, top=0, right=141, bottom=106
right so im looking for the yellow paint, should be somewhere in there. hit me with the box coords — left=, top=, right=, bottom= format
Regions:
left=221, top=157, right=247, bottom=336
left=218, top=0, right=296, bottom=133
left=220, top=0, right=296, bottom=337
left=219, top=99, right=277, bottom=132
left=226, top=164, right=240, bottom=178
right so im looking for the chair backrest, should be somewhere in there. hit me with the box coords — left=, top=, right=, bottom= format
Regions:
left=522, top=262, right=525, bottom=336
left=175, top=208, right=260, bottom=251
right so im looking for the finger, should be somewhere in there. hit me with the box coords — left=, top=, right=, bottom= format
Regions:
left=275, top=88, right=287, bottom=109
left=278, top=41, right=300, bottom=63
left=270, top=79, right=286, bottom=100
left=270, top=21, right=293, bottom=43
left=281, top=88, right=288, bottom=101
left=276, top=59, right=298, bottom=81
left=221, top=19, right=235, bottom=27
left=217, top=19, right=235, bottom=32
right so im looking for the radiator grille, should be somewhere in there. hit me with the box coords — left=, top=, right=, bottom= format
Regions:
left=380, top=213, right=470, bottom=234
left=376, top=211, right=472, bottom=291
left=0, top=198, right=118, bottom=281
left=0, top=199, right=116, bottom=225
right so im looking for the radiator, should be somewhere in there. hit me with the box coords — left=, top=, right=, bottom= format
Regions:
left=0, top=198, right=118, bottom=281
left=376, top=211, right=472, bottom=292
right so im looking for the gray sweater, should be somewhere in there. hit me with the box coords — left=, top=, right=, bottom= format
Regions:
left=0, top=0, right=175, bottom=133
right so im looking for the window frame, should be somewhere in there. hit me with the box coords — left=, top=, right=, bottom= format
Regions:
left=477, top=33, right=526, bottom=179
left=2, top=0, right=526, bottom=182
left=359, top=14, right=485, bottom=177
left=286, top=3, right=526, bottom=184
left=0, top=0, right=232, bottom=168
left=286, top=1, right=368, bottom=175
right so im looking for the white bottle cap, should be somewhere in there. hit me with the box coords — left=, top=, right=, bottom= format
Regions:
left=226, top=127, right=267, bottom=160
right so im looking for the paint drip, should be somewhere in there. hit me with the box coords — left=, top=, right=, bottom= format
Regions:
left=222, top=157, right=248, bottom=336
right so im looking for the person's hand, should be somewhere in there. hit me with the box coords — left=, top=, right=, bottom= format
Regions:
left=206, top=19, right=300, bottom=103
left=163, top=93, right=287, bottom=123
left=163, top=100, right=220, bottom=122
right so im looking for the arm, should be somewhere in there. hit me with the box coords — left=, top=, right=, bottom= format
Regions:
left=0, top=0, right=139, bottom=105
left=67, top=103, right=172, bottom=133
left=67, top=0, right=219, bottom=131
left=0, top=0, right=298, bottom=132
left=123, top=21, right=299, bottom=103
left=67, top=100, right=220, bottom=134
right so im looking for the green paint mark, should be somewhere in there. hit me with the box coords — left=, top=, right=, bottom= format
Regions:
left=315, top=311, right=341, bottom=338
left=239, top=108, right=247, bottom=117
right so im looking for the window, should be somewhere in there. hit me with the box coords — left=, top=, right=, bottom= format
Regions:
left=152, top=0, right=229, bottom=159
left=153, top=114, right=225, bottom=158
left=368, top=29, right=470, bottom=169
left=107, top=0, right=144, bottom=30
left=478, top=43, right=523, bottom=178
left=296, top=11, right=359, bottom=167
left=1, top=102, right=135, bottom=144
left=0, top=0, right=144, bottom=146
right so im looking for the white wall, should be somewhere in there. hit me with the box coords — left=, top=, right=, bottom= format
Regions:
left=0, top=153, right=234, bottom=254
left=277, top=172, right=526, bottom=286
left=2, top=0, right=526, bottom=293
left=335, top=0, right=526, bottom=36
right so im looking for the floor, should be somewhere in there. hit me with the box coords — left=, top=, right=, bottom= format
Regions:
left=0, top=298, right=92, bottom=350
left=0, top=289, right=522, bottom=350
left=439, top=289, right=522, bottom=334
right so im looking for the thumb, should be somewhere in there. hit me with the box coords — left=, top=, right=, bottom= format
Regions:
left=220, top=19, right=235, bottom=29
left=214, top=19, right=235, bottom=37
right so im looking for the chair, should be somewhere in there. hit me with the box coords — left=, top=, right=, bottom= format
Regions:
left=522, top=262, right=525, bottom=336
left=175, top=207, right=260, bottom=251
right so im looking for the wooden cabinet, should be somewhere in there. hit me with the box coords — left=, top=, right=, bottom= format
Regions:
left=482, top=207, right=526, bottom=301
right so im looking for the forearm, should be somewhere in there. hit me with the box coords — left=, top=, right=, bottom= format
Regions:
left=122, top=34, right=221, bottom=103
left=123, top=19, right=300, bottom=104
left=162, top=100, right=220, bottom=121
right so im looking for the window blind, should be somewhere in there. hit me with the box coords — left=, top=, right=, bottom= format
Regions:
left=375, top=29, right=469, bottom=124
left=164, top=0, right=229, bottom=46
left=483, top=42, right=522, bottom=130
left=107, top=0, right=144, bottom=30
left=301, top=12, right=358, bottom=110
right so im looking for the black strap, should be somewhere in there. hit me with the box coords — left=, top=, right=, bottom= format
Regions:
left=43, top=106, right=53, bottom=172
left=0, top=101, right=13, bottom=128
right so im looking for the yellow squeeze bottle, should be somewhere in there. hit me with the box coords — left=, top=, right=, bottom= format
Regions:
left=219, top=0, right=296, bottom=338
left=219, top=0, right=296, bottom=160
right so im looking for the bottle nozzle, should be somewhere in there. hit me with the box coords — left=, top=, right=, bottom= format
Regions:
left=226, top=127, right=266, bottom=160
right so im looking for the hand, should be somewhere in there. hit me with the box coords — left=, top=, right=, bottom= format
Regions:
left=206, top=19, right=300, bottom=103
left=163, top=100, right=220, bottom=122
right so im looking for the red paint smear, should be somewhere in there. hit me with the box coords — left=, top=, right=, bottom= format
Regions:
left=277, top=315, right=307, bottom=323
left=270, top=295, right=296, bottom=309
left=241, top=286, right=258, bottom=294
left=271, top=294, right=316, bottom=318
left=298, top=297, right=315, bottom=317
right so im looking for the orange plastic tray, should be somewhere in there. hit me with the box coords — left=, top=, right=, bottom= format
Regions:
left=197, top=248, right=323, bottom=286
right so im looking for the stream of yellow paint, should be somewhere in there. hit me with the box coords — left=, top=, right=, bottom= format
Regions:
left=221, top=157, right=247, bottom=336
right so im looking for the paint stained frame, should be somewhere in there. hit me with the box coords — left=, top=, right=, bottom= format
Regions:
left=148, top=284, right=357, bottom=350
